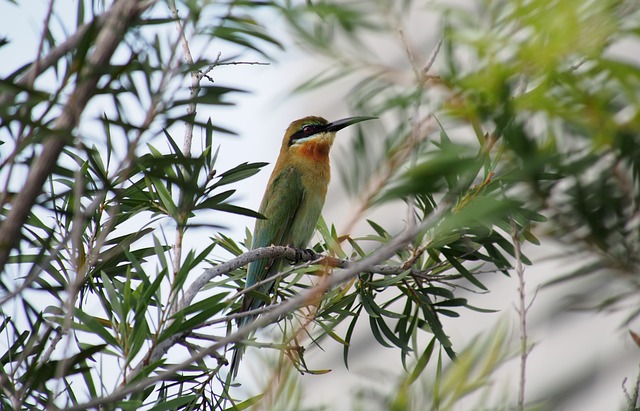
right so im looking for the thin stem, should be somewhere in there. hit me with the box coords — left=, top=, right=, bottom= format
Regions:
left=168, top=2, right=196, bottom=282
left=31, top=0, right=56, bottom=87
left=169, top=2, right=197, bottom=158
left=512, top=220, right=528, bottom=411
left=51, top=142, right=88, bottom=401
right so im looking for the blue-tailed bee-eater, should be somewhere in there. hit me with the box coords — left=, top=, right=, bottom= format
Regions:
left=230, top=115, right=376, bottom=377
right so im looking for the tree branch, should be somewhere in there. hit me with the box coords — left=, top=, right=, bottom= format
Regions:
left=64, top=198, right=453, bottom=411
left=126, top=235, right=489, bottom=383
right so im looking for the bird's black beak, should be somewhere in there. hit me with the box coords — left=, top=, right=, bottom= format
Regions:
left=325, top=116, right=377, bottom=133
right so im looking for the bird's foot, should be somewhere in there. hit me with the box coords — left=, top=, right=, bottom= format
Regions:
left=292, top=247, right=316, bottom=263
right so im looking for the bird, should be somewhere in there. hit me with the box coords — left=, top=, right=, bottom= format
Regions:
left=229, top=115, right=376, bottom=378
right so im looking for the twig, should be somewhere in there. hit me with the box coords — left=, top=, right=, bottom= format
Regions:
left=167, top=2, right=194, bottom=294
left=423, top=37, right=443, bottom=77
left=169, top=2, right=197, bottom=158
left=216, top=61, right=270, bottom=67
left=31, top=0, right=56, bottom=88
left=0, top=364, right=20, bottom=409
left=512, top=220, right=528, bottom=411
left=338, top=5, right=442, bottom=238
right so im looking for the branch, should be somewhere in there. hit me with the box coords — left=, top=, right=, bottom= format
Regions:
left=31, top=0, right=56, bottom=90
left=177, top=244, right=460, bottom=315
left=66, top=199, right=453, bottom=411
left=167, top=2, right=195, bottom=314
left=128, top=235, right=474, bottom=381
left=127, top=237, right=486, bottom=382
left=0, top=0, right=155, bottom=273
left=169, top=2, right=197, bottom=158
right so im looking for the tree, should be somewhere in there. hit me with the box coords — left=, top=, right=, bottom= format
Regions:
left=1, top=0, right=639, bottom=410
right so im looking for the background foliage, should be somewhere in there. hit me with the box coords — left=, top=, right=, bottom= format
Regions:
left=1, top=0, right=640, bottom=410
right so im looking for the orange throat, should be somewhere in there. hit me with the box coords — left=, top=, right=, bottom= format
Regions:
left=295, top=140, right=332, bottom=162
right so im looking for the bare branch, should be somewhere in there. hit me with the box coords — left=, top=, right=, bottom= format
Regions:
left=216, top=60, right=270, bottom=67
left=169, top=2, right=197, bottom=158
left=423, top=37, right=443, bottom=76
left=31, top=0, right=57, bottom=89
left=127, top=240, right=497, bottom=380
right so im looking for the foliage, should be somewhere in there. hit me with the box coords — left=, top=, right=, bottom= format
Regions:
left=1, top=0, right=640, bottom=410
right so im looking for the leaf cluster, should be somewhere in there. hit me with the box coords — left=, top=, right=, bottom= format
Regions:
left=0, top=0, right=276, bottom=409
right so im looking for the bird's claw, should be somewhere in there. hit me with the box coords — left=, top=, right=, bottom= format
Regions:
left=292, top=247, right=316, bottom=263
left=302, top=248, right=316, bottom=261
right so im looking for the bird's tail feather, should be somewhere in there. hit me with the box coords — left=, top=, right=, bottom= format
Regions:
left=229, top=281, right=274, bottom=378
left=229, top=345, right=244, bottom=379
left=229, top=313, right=253, bottom=379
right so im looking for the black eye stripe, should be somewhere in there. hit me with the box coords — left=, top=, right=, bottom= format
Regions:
left=289, top=124, right=323, bottom=145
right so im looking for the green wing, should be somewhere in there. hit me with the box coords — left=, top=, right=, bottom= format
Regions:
left=244, top=165, right=305, bottom=310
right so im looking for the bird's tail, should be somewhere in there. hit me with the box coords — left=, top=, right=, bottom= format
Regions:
left=228, top=312, right=254, bottom=379
left=229, top=266, right=278, bottom=378
left=229, top=344, right=244, bottom=379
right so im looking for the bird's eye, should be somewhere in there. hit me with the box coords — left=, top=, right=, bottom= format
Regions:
left=302, top=125, right=314, bottom=135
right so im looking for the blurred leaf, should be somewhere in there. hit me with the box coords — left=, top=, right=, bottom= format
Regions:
left=147, top=394, right=198, bottom=411
left=408, top=337, right=437, bottom=385
left=378, top=148, right=480, bottom=202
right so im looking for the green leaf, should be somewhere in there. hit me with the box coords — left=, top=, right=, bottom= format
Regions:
left=360, top=289, right=380, bottom=319
left=221, top=394, right=264, bottom=411
left=212, top=162, right=267, bottom=188
left=369, top=316, right=393, bottom=348
left=150, top=176, right=178, bottom=218
left=434, top=298, right=468, bottom=307
left=205, top=117, right=214, bottom=165
left=147, top=394, right=198, bottom=411
left=436, top=309, right=460, bottom=318
left=342, top=305, right=362, bottom=369
left=376, top=316, right=411, bottom=351
left=408, top=337, right=437, bottom=385
left=74, top=310, right=118, bottom=347
left=441, top=250, right=488, bottom=291
left=172, top=85, right=247, bottom=107
left=180, top=292, right=228, bottom=316
left=316, top=320, right=349, bottom=346
left=195, top=190, right=235, bottom=209
left=208, top=203, right=264, bottom=219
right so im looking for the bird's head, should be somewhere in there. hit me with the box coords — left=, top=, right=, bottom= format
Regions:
left=281, top=115, right=376, bottom=161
